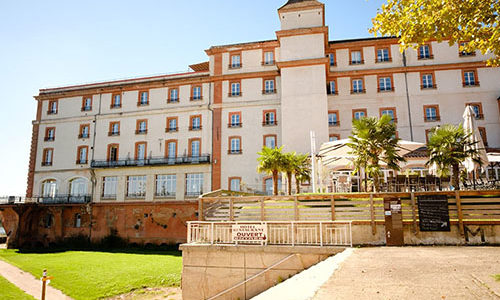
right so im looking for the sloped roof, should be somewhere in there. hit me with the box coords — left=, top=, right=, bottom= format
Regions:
left=189, top=62, right=209, bottom=72
left=278, top=0, right=324, bottom=11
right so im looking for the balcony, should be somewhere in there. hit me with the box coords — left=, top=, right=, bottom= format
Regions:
left=262, top=89, right=277, bottom=95
left=228, top=63, right=242, bottom=69
left=425, top=116, right=441, bottom=122
left=463, top=81, right=480, bottom=87
left=261, top=61, right=275, bottom=66
left=47, top=110, right=57, bottom=115
left=418, top=54, right=434, bottom=60
left=377, top=86, right=395, bottom=92
left=459, top=51, right=476, bottom=57
left=228, top=149, right=242, bottom=155
left=262, top=121, right=278, bottom=127
left=349, top=60, right=364, bottom=65
left=329, top=121, right=340, bottom=127
left=351, top=89, right=366, bottom=94
left=155, top=192, right=176, bottom=198
left=421, top=84, right=437, bottom=90
left=108, top=131, right=120, bottom=136
left=44, top=136, right=55, bottom=142
left=228, top=123, right=242, bottom=128
left=228, top=92, right=242, bottom=97
left=190, top=96, right=202, bottom=101
left=91, top=154, right=210, bottom=168
left=185, top=191, right=203, bottom=198
left=81, top=106, right=92, bottom=112
left=78, top=134, right=90, bottom=139
left=32, top=195, right=92, bottom=204
left=110, top=104, right=121, bottom=109
left=189, top=126, right=202, bottom=131
left=135, top=129, right=148, bottom=135
left=76, top=159, right=88, bottom=165
left=376, top=57, right=392, bottom=63
left=168, top=98, right=179, bottom=103
left=165, top=127, right=179, bottom=133
left=41, top=161, right=52, bottom=166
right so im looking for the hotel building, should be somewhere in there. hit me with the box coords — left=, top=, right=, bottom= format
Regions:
left=26, top=0, right=500, bottom=202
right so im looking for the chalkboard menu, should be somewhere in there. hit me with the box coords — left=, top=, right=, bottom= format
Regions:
left=417, top=195, right=451, bottom=232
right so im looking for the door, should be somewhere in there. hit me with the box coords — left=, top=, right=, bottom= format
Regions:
left=384, top=197, right=404, bottom=246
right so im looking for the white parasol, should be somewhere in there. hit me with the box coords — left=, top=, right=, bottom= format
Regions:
left=462, top=105, right=489, bottom=173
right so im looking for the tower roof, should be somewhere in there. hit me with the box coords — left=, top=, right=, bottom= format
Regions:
left=278, top=0, right=324, bottom=12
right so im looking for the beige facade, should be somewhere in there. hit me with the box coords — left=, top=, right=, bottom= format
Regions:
left=27, top=0, right=500, bottom=200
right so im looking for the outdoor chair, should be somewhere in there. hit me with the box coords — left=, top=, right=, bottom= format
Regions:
left=337, top=175, right=351, bottom=193
left=396, top=175, right=407, bottom=192
left=408, top=175, right=419, bottom=192
left=425, top=175, right=437, bottom=191
left=386, top=176, right=396, bottom=192
left=377, top=178, right=387, bottom=192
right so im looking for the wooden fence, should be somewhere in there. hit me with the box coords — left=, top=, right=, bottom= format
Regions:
left=199, top=190, right=500, bottom=235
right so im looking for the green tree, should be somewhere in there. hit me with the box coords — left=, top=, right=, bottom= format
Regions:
left=293, top=154, right=311, bottom=194
left=426, top=125, right=481, bottom=190
left=282, top=152, right=297, bottom=195
left=348, top=115, right=406, bottom=192
left=371, top=0, right=500, bottom=66
left=257, top=146, right=285, bottom=195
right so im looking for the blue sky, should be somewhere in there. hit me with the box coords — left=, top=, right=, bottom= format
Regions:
left=0, top=0, right=386, bottom=196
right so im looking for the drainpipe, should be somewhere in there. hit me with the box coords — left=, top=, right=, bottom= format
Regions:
left=88, top=92, right=102, bottom=243
left=208, top=81, right=214, bottom=191
left=403, top=50, right=414, bottom=141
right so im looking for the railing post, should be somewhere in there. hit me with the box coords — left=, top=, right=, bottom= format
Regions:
left=198, top=197, right=204, bottom=221
left=187, top=222, right=191, bottom=243
left=410, top=192, right=417, bottom=234
left=349, top=222, right=353, bottom=247
left=291, top=222, right=295, bottom=246
left=229, top=198, right=234, bottom=221
left=294, top=196, right=299, bottom=221
left=260, top=198, right=265, bottom=221
left=330, top=195, right=335, bottom=221
left=210, top=222, right=214, bottom=245
left=370, top=194, right=376, bottom=235
left=455, top=190, right=464, bottom=236
left=319, top=222, right=323, bottom=247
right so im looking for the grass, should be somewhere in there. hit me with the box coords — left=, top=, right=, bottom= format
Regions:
left=495, top=274, right=500, bottom=281
left=0, top=249, right=182, bottom=300
left=0, top=274, right=36, bottom=300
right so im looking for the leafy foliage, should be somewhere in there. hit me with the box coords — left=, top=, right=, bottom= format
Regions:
left=348, top=115, right=405, bottom=192
left=257, top=146, right=286, bottom=195
left=371, top=0, right=500, bottom=66
left=426, top=124, right=481, bottom=189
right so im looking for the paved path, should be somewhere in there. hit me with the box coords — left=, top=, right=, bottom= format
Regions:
left=313, top=247, right=500, bottom=300
left=0, top=259, right=72, bottom=300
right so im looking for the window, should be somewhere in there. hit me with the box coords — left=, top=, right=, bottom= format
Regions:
left=102, top=177, right=118, bottom=199
left=380, top=108, right=397, bottom=123
left=229, top=112, right=242, bottom=128
left=353, top=109, right=367, bottom=120
left=186, top=173, right=203, bottom=196
left=424, top=105, right=440, bottom=122
left=264, top=135, right=277, bottom=148
left=463, top=70, right=479, bottom=87
left=378, top=76, right=393, bottom=92
left=156, top=175, right=176, bottom=197
left=136, top=120, right=148, bottom=134
left=166, top=140, right=177, bottom=159
left=189, top=138, right=201, bottom=157
left=327, top=80, right=337, bottom=95
left=329, top=134, right=340, bottom=142
left=459, top=42, right=475, bottom=57
left=376, top=48, right=391, bottom=62
left=127, top=175, right=147, bottom=198
left=478, top=127, right=488, bottom=147
left=45, top=127, right=55, bottom=141
left=166, top=117, right=178, bottom=132
left=328, top=111, right=339, bottom=126
left=70, top=178, right=88, bottom=196
left=263, top=50, right=275, bottom=65
left=425, top=129, right=435, bottom=144
left=191, top=86, right=202, bottom=100
left=107, top=144, right=119, bottom=161
left=48, top=100, right=58, bottom=114
left=418, top=44, right=433, bottom=59
left=74, top=214, right=82, bottom=228
left=263, top=79, right=276, bottom=94
left=264, top=177, right=281, bottom=195
left=327, top=53, right=336, bottom=66
left=350, top=50, right=363, bottom=64
left=190, top=115, right=202, bottom=131
left=79, top=124, right=90, bottom=139
left=111, top=93, right=121, bottom=108
left=138, top=90, right=149, bottom=106
left=230, top=82, right=241, bottom=97
left=82, top=96, right=92, bottom=111
left=77, top=146, right=88, bottom=164
left=230, top=54, right=241, bottom=68
left=135, top=142, right=147, bottom=160
left=42, top=148, right=53, bottom=166
left=44, top=214, right=54, bottom=228
left=169, top=88, right=179, bottom=102
left=421, top=73, right=436, bottom=89
left=109, top=122, right=120, bottom=136
left=41, top=179, right=57, bottom=197
left=351, top=78, right=365, bottom=94
left=229, top=136, right=242, bottom=154
left=263, top=110, right=277, bottom=126
left=466, top=103, right=484, bottom=120
left=229, top=177, right=241, bottom=192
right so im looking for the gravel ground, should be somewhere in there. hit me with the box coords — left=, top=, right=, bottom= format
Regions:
left=313, top=247, right=500, bottom=300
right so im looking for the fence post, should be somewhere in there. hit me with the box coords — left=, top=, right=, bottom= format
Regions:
left=455, top=190, right=464, bottom=236
left=410, top=192, right=417, bottom=234
left=198, top=197, right=204, bottom=221
left=291, top=222, right=295, bottom=246
left=187, top=222, right=191, bottom=243
left=229, top=198, right=234, bottom=221
left=319, top=222, right=323, bottom=246
left=294, top=196, right=299, bottom=221
left=210, top=222, right=214, bottom=245
left=330, top=195, right=336, bottom=221
left=370, top=194, right=376, bottom=235
left=260, top=198, right=265, bottom=221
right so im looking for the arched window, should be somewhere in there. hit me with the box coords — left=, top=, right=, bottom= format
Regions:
left=41, top=180, right=57, bottom=198
left=70, top=178, right=88, bottom=196
left=74, top=214, right=81, bottom=228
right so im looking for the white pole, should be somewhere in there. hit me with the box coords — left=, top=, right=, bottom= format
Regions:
left=310, top=131, right=316, bottom=193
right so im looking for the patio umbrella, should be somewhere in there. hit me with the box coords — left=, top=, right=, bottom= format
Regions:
left=462, top=106, right=489, bottom=173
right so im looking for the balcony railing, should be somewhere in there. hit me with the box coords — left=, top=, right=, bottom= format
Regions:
left=166, top=127, right=178, bottom=133
left=110, top=104, right=121, bottom=109
left=418, top=54, right=434, bottom=60
left=108, top=132, right=120, bottom=136
left=137, top=101, right=149, bottom=106
left=135, top=129, right=148, bottom=134
left=229, top=64, right=242, bottom=69
left=262, top=121, right=278, bottom=126
left=463, top=81, right=480, bottom=87
left=475, top=113, right=485, bottom=120
left=76, top=159, right=88, bottom=165
left=189, top=126, right=202, bottom=131
left=421, top=84, right=437, bottom=89
left=376, top=57, right=392, bottom=63
left=351, top=89, right=366, bottom=94
left=262, top=89, right=277, bottom=94
left=349, top=60, right=364, bottom=65
left=190, top=96, right=203, bottom=101
left=228, top=92, right=242, bottom=97
left=91, top=154, right=210, bottom=168
left=185, top=191, right=203, bottom=198
left=425, top=116, right=441, bottom=122
left=228, top=123, right=242, bottom=128
left=377, top=86, right=395, bottom=92
left=261, top=61, right=275, bottom=66
left=328, top=121, right=340, bottom=127
left=78, top=134, right=90, bottom=139
left=31, top=195, right=92, bottom=204
left=41, top=161, right=52, bottom=166
left=168, top=98, right=179, bottom=103
left=228, top=149, right=242, bottom=155
left=459, top=51, right=476, bottom=57
left=44, top=137, right=55, bottom=142
left=81, top=106, right=92, bottom=112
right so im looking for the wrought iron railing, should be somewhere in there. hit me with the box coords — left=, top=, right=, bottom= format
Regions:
left=91, top=154, right=210, bottom=168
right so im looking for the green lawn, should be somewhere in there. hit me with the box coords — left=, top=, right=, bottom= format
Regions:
left=0, top=274, right=35, bottom=300
left=0, top=249, right=182, bottom=300
left=495, top=274, right=500, bottom=281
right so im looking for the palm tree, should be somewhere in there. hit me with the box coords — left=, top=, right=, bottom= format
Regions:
left=257, top=146, right=285, bottom=195
left=347, top=115, right=406, bottom=192
left=426, top=125, right=480, bottom=190
left=293, top=154, right=310, bottom=194
left=282, top=152, right=296, bottom=195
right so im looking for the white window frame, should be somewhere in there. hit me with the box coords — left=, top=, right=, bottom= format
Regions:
left=127, top=175, right=147, bottom=198
left=186, top=173, right=203, bottom=196
left=156, top=175, right=176, bottom=197
left=102, top=177, right=118, bottom=198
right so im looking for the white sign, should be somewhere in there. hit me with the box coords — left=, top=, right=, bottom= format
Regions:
left=232, top=224, right=267, bottom=242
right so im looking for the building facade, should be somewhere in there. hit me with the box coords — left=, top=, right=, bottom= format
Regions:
left=27, top=0, right=500, bottom=201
